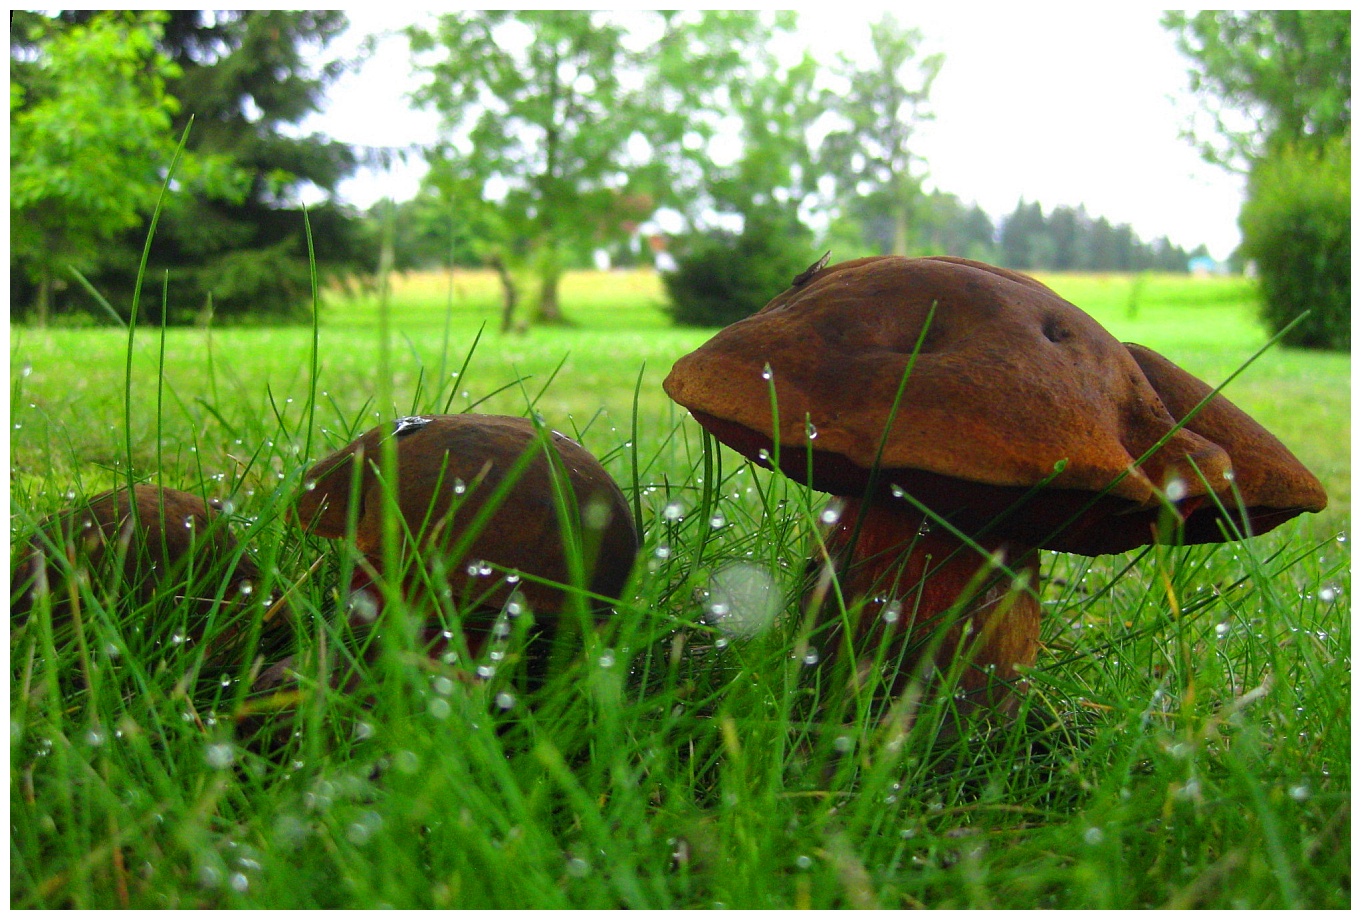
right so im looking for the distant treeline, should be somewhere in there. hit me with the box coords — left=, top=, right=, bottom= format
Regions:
left=851, top=192, right=1208, bottom=274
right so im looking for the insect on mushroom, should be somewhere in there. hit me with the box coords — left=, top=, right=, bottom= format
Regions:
left=663, top=255, right=1327, bottom=720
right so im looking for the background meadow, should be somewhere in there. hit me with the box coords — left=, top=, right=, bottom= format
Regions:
left=9, top=268, right=1351, bottom=908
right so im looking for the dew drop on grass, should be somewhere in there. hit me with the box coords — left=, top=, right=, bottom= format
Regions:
left=833, top=735, right=852, bottom=752
left=198, top=864, right=223, bottom=889
left=598, top=649, right=616, bottom=669
left=709, top=512, right=726, bottom=529
left=85, top=727, right=107, bottom=747
left=1289, top=783, right=1310, bottom=801
left=1319, top=585, right=1338, bottom=603
left=476, top=664, right=496, bottom=679
left=1084, top=827, right=1104, bottom=845
left=205, top=742, right=236, bottom=769
left=495, top=692, right=515, bottom=711
left=229, top=872, right=249, bottom=893
left=761, top=364, right=773, bottom=381
left=1215, top=622, right=1230, bottom=638
left=802, top=648, right=820, bottom=665
left=452, top=478, right=467, bottom=495
left=432, top=676, right=454, bottom=697
left=653, top=544, right=671, bottom=560
left=819, top=505, right=841, bottom=525
left=883, top=601, right=902, bottom=624
left=353, top=721, right=375, bottom=741
left=662, top=501, right=684, bottom=521
left=427, top=698, right=451, bottom=720
left=566, top=857, right=591, bottom=878
left=795, top=855, right=813, bottom=869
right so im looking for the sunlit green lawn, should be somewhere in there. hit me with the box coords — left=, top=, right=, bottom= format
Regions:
left=10, top=267, right=1350, bottom=908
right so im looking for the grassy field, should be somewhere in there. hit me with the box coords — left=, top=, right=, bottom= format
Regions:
left=9, top=267, right=1351, bottom=907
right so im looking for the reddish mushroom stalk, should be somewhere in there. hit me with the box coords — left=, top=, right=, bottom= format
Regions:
left=815, top=496, right=1040, bottom=710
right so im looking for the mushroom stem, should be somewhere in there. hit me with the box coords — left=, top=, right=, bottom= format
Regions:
left=812, top=496, right=1041, bottom=716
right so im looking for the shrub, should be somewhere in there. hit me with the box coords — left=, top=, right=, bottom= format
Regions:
left=663, top=214, right=815, bottom=327
left=1239, top=139, right=1351, bottom=350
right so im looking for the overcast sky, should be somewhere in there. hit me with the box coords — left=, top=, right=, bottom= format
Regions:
left=307, top=7, right=1246, bottom=259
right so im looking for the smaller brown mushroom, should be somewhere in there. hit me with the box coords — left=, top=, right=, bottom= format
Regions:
left=11, top=484, right=260, bottom=636
left=283, top=413, right=639, bottom=682
left=663, top=255, right=1327, bottom=719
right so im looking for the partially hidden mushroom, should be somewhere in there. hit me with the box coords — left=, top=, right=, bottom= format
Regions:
left=11, top=484, right=260, bottom=636
left=284, top=413, right=639, bottom=682
left=662, top=255, right=1327, bottom=715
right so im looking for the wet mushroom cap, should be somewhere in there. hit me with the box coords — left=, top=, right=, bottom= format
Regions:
left=294, top=414, right=639, bottom=614
left=1123, top=342, right=1326, bottom=542
left=663, top=255, right=1324, bottom=555
left=11, top=484, right=257, bottom=620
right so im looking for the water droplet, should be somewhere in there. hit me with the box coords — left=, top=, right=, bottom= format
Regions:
left=882, top=601, right=902, bottom=624
left=819, top=504, right=841, bottom=525
left=1215, top=622, right=1230, bottom=638
left=353, top=721, right=375, bottom=741
left=802, top=648, right=820, bottom=666
left=432, top=676, right=455, bottom=696
left=495, top=692, right=515, bottom=710
left=1164, top=478, right=1188, bottom=502
left=427, top=698, right=451, bottom=720
left=1083, top=826, right=1104, bottom=845
left=653, top=544, right=671, bottom=560
left=229, top=872, right=249, bottom=892
left=804, top=419, right=818, bottom=440
left=709, top=512, right=726, bottom=529
left=833, top=735, right=852, bottom=752
left=1289, top=783, right=1310, bottom=801
left=475, top=665, right=495, bottom=679
left=452, top=478, right=467, bottom=495
left=1319, top=586, right=1338, bottom=603
left=761, top=364, right=773, bottom=381
left=795, top=855, right=813, bottom=869
left=598, top=649, right=616, bottom=669
left=198, top=864, right=223, bottom=889
left=566, top=856, right=591, bottom=878
left=662, top=501, right=684, bottom=521
left=85, top=728, right=106, bottom=747
left=205, top=742, right=236, bottom=769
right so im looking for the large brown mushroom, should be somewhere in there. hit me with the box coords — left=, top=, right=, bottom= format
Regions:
left=287, top=413, right=639, bottom=679
left=11, top=484, right=260, bottom=636
left=663, top=255, right=1326, bottom=714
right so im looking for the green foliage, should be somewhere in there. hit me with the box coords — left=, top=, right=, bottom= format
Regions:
left=820, top=14, right=944, bottom=256
left=663, top=216, right=815, bottom=327
left=11, top=11, right=366, bottom=325
left=408, top=11, right=657, bottom=325
left=1239, top=140, right=1351, bottom=350
left=1164, top=10, right=1351, bottom=172
left=9, top=11, right=180, bottom=324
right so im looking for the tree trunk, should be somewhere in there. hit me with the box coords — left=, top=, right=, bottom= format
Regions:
left=35, top=266, right=51, bottom=327
left=534, top=244, right=568, bottom=325
left=891, top=198, right=911, bottom=257
left=487, top=254, right=519, bottom=333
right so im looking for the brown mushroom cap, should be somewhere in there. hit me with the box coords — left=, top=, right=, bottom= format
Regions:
left=1124, top=342, right=1327, bottom=542
left=294, top=414, right=639, bottom=615
left=11, top=484, right=258, bottom=621
left=663, top=255, right=1325, bottom=555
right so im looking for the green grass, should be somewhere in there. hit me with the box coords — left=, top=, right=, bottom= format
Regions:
left=9, top=267, right=1351, bottom=908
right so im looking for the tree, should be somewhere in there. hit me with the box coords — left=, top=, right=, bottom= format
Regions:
left=10, top=11, right=180, bottom=324
left=408, top=11, right=659, bottom=326
left=820, top=14, right=944, bottom=256
left=1240, top=139, right=1350, bottom=349
left=1164, top=10, right=1351, bottom=172
left=16, top=11, right=368, bottom=324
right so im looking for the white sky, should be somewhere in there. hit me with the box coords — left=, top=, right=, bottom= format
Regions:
left=308, top=7, right=1246, bottom=260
